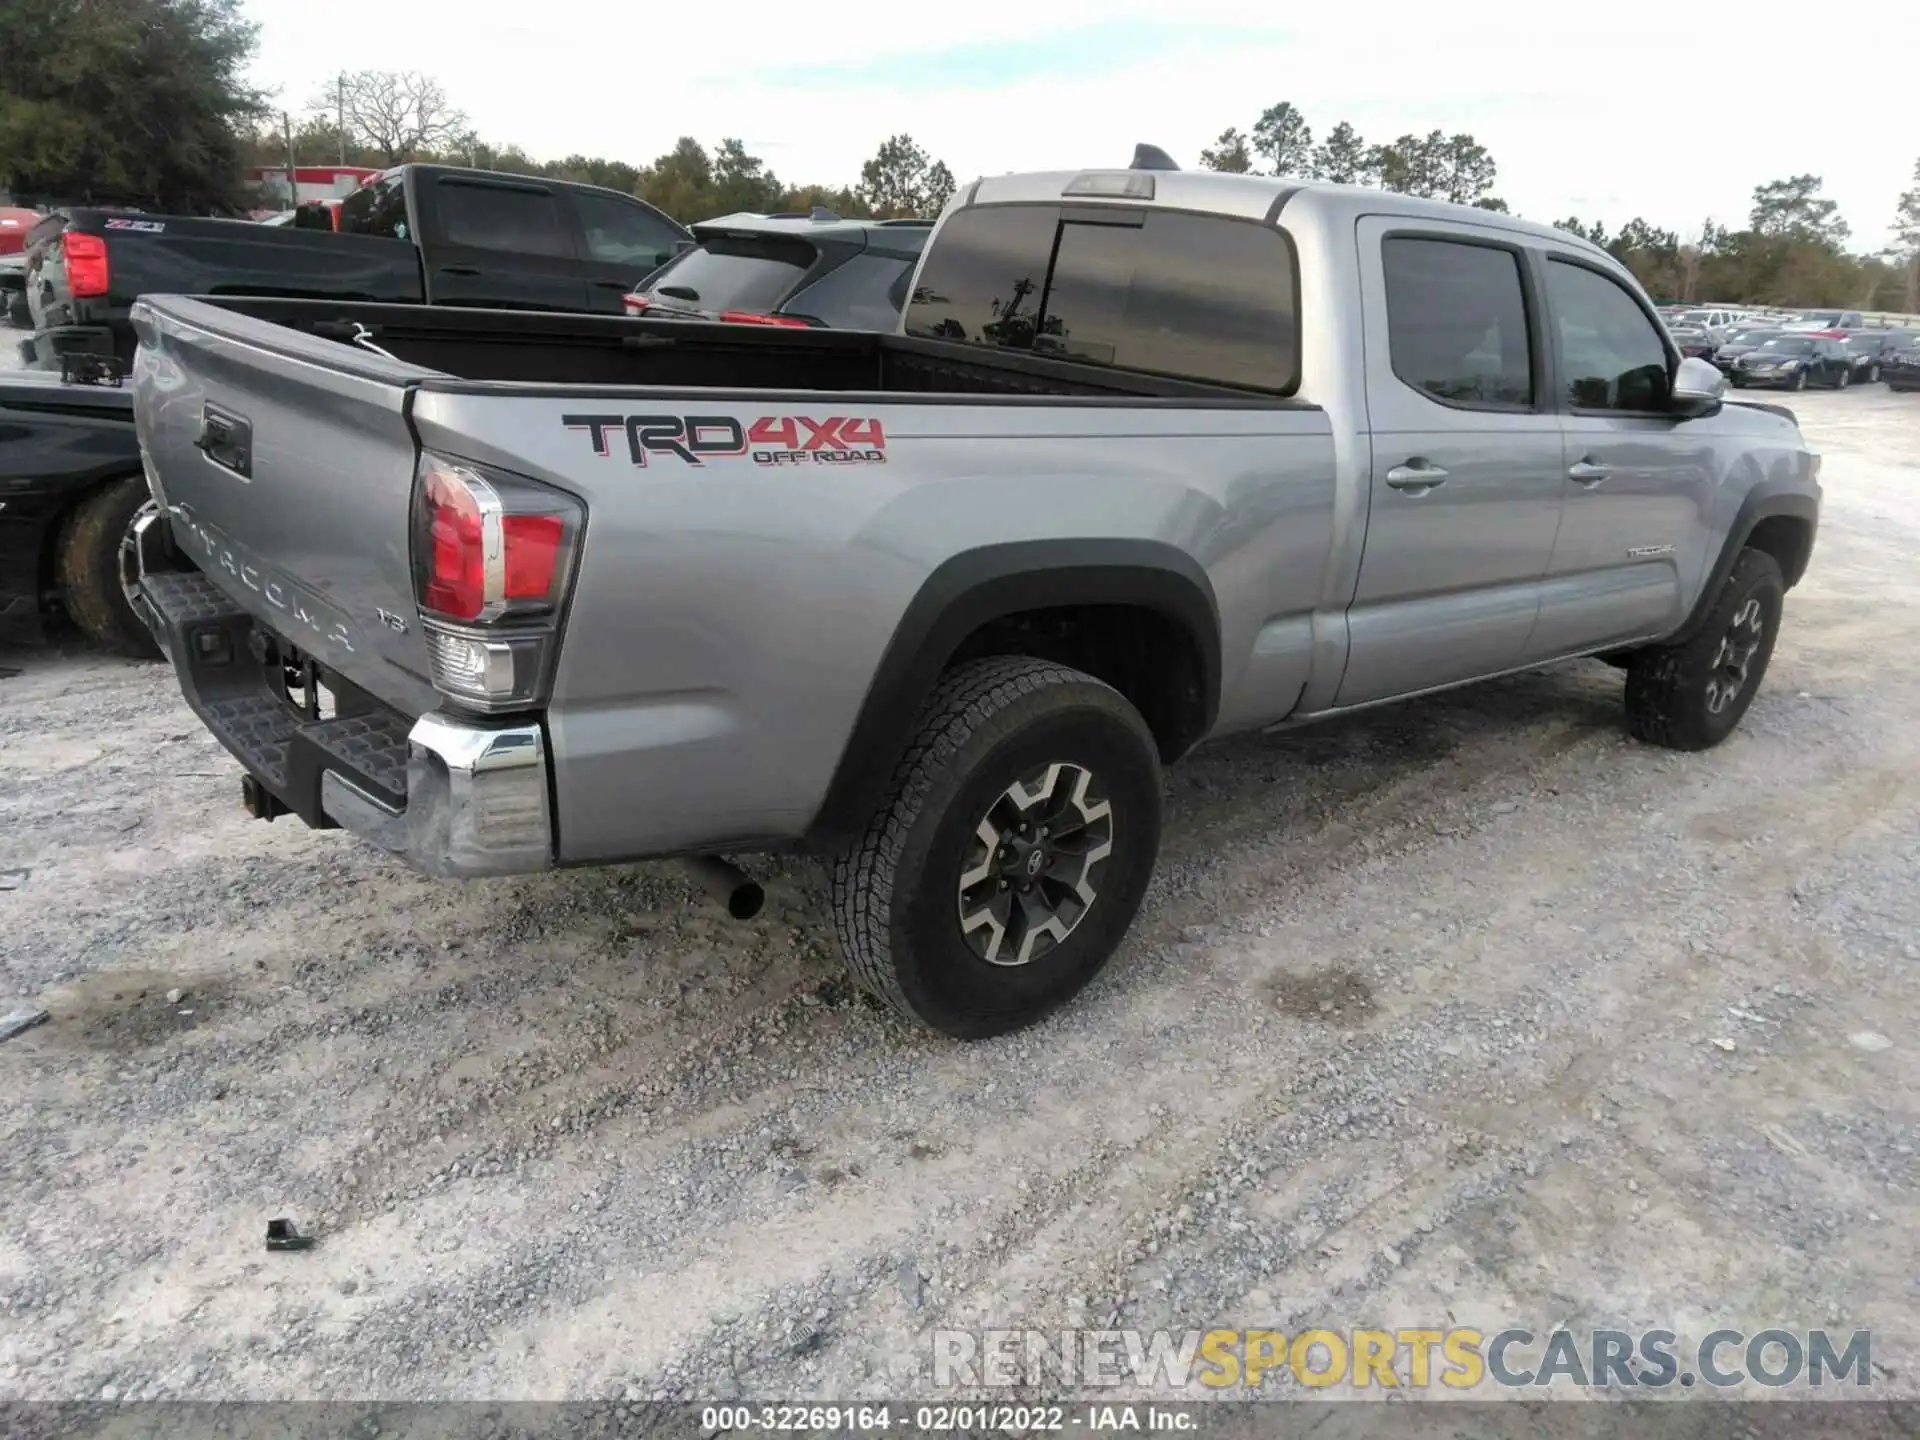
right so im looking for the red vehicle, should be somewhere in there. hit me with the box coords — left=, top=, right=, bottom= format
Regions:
left=246, top=164, right=381, bottom=209
left=1, top=206, right=40, bottom=256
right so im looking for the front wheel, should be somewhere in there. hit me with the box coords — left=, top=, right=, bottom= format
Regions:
left=57, top=476, right=163, bottom=659
left=1624, top=548, right=1784, bottom=751
left=1867, top=363, right=1880, bottom=383
left=1836, top=366, right=1851, bottom=390
left=1793, top=369, right=1809, bottom=391
left=829, top=656, right=1163, bottom=1038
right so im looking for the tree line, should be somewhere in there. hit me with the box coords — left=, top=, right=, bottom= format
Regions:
left=1555, top=167, right=1920, bottom=312
left=0, top=0, right=955, bottom=221
left=4, top=1, right=1915, bottom=311
left=1201, top=100, right=1920, bottom=313
left=263, top=71, right=958, bottom=221
left=1200, top=103, right=1506, bottom=211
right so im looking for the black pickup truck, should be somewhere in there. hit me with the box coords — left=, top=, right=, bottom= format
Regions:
left=0, top=359, right=155, bottom=655
left=19, top=165, right=691, bottom=371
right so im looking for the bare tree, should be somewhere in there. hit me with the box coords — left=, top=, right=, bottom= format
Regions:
left=1891, top=157, right=1920, bottom=313
left=313, top=71, right=468, bottom=166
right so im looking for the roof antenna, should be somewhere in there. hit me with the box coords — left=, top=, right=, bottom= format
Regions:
left=1130, top=143, right=1181, bottom=172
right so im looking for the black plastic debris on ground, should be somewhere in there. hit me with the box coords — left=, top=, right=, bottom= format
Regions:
left=265, top=1218, right=316, bottom=1252
left=0, top=1008, right=49, bottom=1044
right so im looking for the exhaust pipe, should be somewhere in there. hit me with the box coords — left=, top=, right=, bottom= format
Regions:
left=677, top=855, right=765, bottom=920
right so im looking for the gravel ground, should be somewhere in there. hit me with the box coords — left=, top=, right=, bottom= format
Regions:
left=1, top=388, right=1916, bottom=1409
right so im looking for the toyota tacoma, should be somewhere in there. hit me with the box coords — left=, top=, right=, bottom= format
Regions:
left=123, top=149, right=1822, bottom=1038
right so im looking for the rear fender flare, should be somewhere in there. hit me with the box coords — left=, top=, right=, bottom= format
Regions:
left=803, top=539, right=1220, bottom=850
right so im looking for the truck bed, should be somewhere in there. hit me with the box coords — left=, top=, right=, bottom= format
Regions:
left=26, top=215, right=421, bottom=369
left=128, top=292, right=1335, bottom=866
left=176, top=295, right=1304, bottom=403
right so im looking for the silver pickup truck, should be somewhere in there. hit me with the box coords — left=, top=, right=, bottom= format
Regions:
left=125, top=154, right=1821, bottom=1039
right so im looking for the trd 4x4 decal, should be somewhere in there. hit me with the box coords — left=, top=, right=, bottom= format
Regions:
left=563, top=413, right=887, bottom=467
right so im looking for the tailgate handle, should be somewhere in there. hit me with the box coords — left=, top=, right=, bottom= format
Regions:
left=196, top=404, right=252, bottom=479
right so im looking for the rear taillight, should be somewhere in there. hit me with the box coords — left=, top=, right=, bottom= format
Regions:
left=65, top=233, right=109, bottom=298
left=411, top=451, right=582, bottom=713
left=622, top=293, right=649, bottom=316
left=717, top=310, right=810, bottom=327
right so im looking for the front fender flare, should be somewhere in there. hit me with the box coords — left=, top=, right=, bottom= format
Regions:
left=1671, top=483, right=1818, bottom=646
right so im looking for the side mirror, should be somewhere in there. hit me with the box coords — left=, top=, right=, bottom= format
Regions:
left=1670, top=355, right=1726, bottom=418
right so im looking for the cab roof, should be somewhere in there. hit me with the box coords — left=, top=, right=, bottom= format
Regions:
left=959, top=162, right=1613, bottom=263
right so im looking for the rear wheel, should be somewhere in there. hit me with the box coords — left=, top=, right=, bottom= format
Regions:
left=57, top=475, right=162, bottom=659
left=829, top=656, right=1163, bottom=1038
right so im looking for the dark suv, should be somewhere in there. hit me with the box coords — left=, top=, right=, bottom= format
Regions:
left=1842, top=329, right=1906, bottom=384
left=622, top=210, right=931, bottom=330
left=1884, top=332, right=1920, bottom=392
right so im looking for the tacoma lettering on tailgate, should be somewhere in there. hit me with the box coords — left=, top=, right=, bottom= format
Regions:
left=563, top=413, right=887, bottom=468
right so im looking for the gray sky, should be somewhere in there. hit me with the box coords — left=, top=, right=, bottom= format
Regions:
left=244, top=1, right=1919, bottom=247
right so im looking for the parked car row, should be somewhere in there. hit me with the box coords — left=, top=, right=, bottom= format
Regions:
left=1714, top=325, right=1920, bottom=391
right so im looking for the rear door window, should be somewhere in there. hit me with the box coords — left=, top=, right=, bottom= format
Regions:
left=432, top=180, right=574, bottom=258
left=904, top=204, right=1298, bottom=392
left=640, top=234, right=818, bottom=312
left=1381, top=236, right=1534, bottom=408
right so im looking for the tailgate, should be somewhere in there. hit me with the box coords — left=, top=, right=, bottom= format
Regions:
left=129, top=294, right=442, bottom=716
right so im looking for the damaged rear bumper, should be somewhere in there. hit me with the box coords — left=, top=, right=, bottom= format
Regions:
left=127, top=511, right=552, bottom=878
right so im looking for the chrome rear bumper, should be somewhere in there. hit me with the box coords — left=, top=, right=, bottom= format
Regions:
left=130, top=517, right=553, bottom=878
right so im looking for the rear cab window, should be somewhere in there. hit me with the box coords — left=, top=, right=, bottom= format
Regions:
left=904, top=203, right=1300, bottom=393
left=639, top=234, right=819, bottom=313
left=338, top=173, right=410, bottom=240
left=427, top=179, right=574, bottom=258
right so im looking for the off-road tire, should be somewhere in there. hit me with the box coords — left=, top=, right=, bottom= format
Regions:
left=1624, top=548, right=1784, bottom=751
left=57, top=475, right=161, bottom=659
left=829, top=656, right=1163, bottom=1039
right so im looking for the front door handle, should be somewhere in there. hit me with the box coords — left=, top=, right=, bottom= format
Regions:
left=1568, top=459, right=1611, bottom=486
left=1385, top=461, right=1449, bottom=492
left=440, top=265, right=481, bottom=277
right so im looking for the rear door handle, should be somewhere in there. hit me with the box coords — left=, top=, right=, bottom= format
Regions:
left=1568, top=459, right=1611, bottom=486
left=1384, top=462, right=1449, bottom=491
